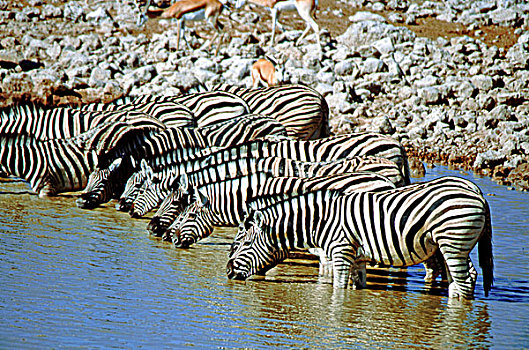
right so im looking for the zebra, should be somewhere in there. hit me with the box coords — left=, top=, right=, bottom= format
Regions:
left=81, top=99, right=197, bottom=128
left=0, top=103, right=166, bottom=141
left=0, top=131, right=97, bottom=196
left=143, top=133, right=409, bottom=234
left=164, top=171, right=397, bottom=247
left=110, top=101, right=197, bottom=129
left=0, top=114, right=166, bottom=197
left=142, top=152, right=406, bottom=230
left=211, top=83, right=330, bottom=140
left=92, top=114, right=285, bottom=211
left=76, top=156, right=136, bottom=209
left=81, top=90, right=252, bottom=128
left=165, top=172, right=396, bottom=279
left=77, top=126, right=208, bottom=208
left=116, top=168, right=148, bottom=212
left=176, top=132, right=410, bottom=183
left=121, top=131, right=409, bottom=216
left=196, top=114, right=288, bottom=147
left=227, top=176, right=494, bottom=300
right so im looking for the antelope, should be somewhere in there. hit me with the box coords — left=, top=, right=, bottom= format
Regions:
left=251, top=57, right=283, bottom=87
left=235, top=0, right=320, bottom=48
left=136, top=0, right=226, bottom=55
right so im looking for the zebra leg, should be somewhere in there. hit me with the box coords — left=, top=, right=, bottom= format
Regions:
left=331, top=248, right=358, bottom=288
left=444, top=254, right=478, bottom=300
left=332, top=260, right=352, bottom=288
left=308, top=248, right=333, bottom=276
left=423, top=250, right=445, bottom=283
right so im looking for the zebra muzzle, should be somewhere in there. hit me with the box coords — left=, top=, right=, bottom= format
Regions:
left=116, top=199, right=132, bottom=212
left=75, top=196, right=99, bottom=209
left=226, top=260, right=247, bottom=280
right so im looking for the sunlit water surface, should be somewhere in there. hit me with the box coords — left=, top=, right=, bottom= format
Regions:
left=0, top=165, right=528, bottom=348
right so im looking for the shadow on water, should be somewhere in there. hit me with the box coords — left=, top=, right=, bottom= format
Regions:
left=0, top=165, right=528, bottom=348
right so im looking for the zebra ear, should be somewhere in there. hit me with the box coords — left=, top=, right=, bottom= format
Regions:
left=178, top=173, right=189, bottom=192
left=141, top=159, right=153, bottom=180
left=196, top=188, right=209, bottom=207
left=254, top=210, right=264, bottom=226
left=130, top=156, right=137, bottom=169
left=109, top=158, right=122, bottom=172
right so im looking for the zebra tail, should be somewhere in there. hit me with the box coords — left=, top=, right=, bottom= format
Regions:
left=478, top=198, right=494, bottom=297
left=402, top=150, right=411, bottom=185
left=319, top=97, right=331, bottom=138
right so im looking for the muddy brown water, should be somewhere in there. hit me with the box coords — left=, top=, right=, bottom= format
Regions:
left=0, top=165, right=528, bottom=348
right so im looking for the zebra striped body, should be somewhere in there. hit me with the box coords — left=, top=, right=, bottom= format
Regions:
left=144, top=154, right=405, bottom=232
left=0, top=134, right=97, bottom=196
left=79, top=96, right=136, bottom=111
left=1, top=114, right=165, bottom=197
left=187, top=133, right=409, bottom=182
left=0, top=104, right=163, bottom=141
left=98, top=126, right=207, bottom=168
left=77, top=126, right=207, bottom=208
left=166, top=172, right=396, bottom=248
left=114, top=101, right=197, bottom=128
left=84, top=91, right=252, bottom=128
left=211, top=83, right=330, bottom=140
left=119, top=132, right=408, bottom=216
left=196, top=114, right=288, bottom=147
left=228, top=177, right=493, bottom=299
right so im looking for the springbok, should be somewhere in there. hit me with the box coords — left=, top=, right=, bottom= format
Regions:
left=235, top=0, right=320, bottom=47
left=251, top=57, right=283, bottom=87
left=136, top=0, right=226, bottom=55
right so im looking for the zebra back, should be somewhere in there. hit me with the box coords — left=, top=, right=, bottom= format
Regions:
left=211, top=83, right=330, bottom=140
left=83, top=90, right=251, bottom=128
left=159, top=91, right=252, bottom=127
left=79, top=96, right=136, bottom=111
left=196, top=114, right=288, bottom=147
left=114, top=101, right=197, bottom=129
left=141, top=152, right=402, bottom=219
left=0, top=103, right=164, bottom=141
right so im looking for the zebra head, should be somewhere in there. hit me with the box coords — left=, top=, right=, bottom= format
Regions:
left=116, top=170, right=145, bottom=212
left=227, top=208, right=288, bottom=280
left=147, top=174, right=193, bottom=237
left=76, top=158, right=123, bottom=209
left=129, top=159, right=164, bottom=218
left=170, top=187, right=214, bottom=248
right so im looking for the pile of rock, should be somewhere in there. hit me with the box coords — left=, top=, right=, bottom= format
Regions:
left=0, top=0, right=528, bottom=190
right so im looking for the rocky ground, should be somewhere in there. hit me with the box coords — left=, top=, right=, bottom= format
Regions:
left=1, top=0, right=528, bottom=190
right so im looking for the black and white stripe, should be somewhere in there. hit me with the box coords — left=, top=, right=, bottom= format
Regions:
left=0, top=133, right=97, bottom=196
left=227, top=176, right=493, bottom=299
left=196, top=114, right=288, bottom=147
left=211, top=83, right=330, bottom=140
left=0, top=104, right=163, bottom=141
left=165, top=171, right=396, bottom=248
left=145, top=153, right=405, bottom=234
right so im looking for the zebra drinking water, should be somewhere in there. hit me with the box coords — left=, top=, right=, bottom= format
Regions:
left=227, top=176, right=493, bottom=300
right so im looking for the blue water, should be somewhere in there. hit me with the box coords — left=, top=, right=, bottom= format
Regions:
left=0, top=165, right=528, bottom=348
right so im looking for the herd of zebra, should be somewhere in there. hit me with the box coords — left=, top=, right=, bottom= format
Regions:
left=0, top=83, right=493, bottom=300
